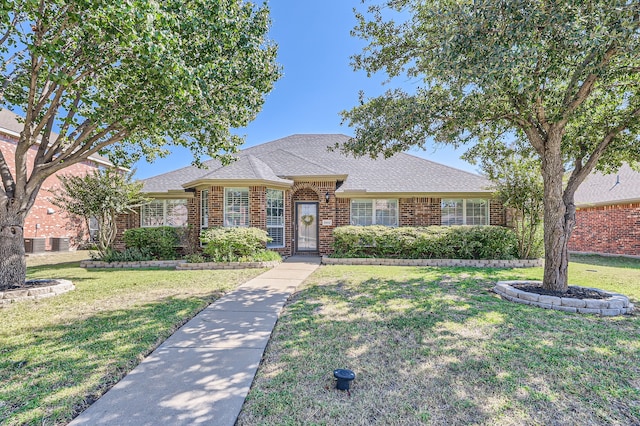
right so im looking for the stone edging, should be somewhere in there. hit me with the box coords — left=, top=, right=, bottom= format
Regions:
left=494, top=280, right=635, bottom=316
left=176, top=260, right=281, bottom=270
left=322, top=256, right=542, bottom=268
left=1, top=279, right=75, bottom=306
left=81, top=260, right=186, bottom=269
left=80, top=259, right=280, bottom=270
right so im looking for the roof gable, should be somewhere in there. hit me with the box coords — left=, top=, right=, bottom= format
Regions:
left=574, top=163, right=640, bottom=206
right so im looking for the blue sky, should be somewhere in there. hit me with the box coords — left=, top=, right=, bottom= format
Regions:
left=134, top=0, right=476, bottom=179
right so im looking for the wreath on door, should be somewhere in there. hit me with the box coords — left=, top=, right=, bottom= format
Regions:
left=301, top=214, right=314, bottom=227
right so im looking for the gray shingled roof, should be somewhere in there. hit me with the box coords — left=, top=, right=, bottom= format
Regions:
left=574, top=163, right=640, bottom=207
left=142, top=134, right=492, bottom=195
left=0, top=109, right=114, bottom=166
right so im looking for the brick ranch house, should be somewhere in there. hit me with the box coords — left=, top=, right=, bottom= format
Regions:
left=569, top=163, right=640, bottom=257
left=0, top=109, right=116, bottom=251
left=117, top=134, right=506, bottom=256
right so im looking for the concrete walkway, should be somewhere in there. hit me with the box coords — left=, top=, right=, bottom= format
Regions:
left=70, top=256, right=321, bottom=426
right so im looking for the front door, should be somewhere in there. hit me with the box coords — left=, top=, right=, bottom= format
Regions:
left=296, top=202, right=318, bottom=252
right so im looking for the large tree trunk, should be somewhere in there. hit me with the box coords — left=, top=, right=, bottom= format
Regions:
left=541, top=130, right=573, bottom=292
left=0, top=213, right=27, bottom=291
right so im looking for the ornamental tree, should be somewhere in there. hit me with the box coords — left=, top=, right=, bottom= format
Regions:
left=463, top=141, right=544, bottom=260
left=0, top=0, right=280, bottom=289
left=52, top=169, right=149, bottom=257
left=341, top=0, right=640, bottom=292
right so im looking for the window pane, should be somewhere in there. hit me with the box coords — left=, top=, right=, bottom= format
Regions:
left=166, top=200, right=188, bottom=227
left=141, top=201, right=165, bottom=227
left=466, top=199, right=488, bottom=225
left=266, top=189, right=285, bottom=247
left=266, top=189, right=284, bottom=226
left=441, top=199, right=464, bottom=225
left=225, top=188, right=249, bottom=227
left=375, top=199, right=398, bottom=226
left=267, top=227, right=284, bottom=248
left=201, top=190, right=209, bottom=229
left=351, top=200, right=373, bottom=226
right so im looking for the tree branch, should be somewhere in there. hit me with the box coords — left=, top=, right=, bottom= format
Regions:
left=560, top=45, right=618, bottom=125
left=565, top=105, right=640, bottom=199
left=0, top=148, right=15, bottom=199
left=0, top=13, right=20, bottom=46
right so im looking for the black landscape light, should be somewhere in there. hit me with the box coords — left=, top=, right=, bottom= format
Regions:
left=333, top=369, right=355, bottom=390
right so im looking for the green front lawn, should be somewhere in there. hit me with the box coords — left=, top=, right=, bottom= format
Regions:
left=238, top=256, right=640, bottom=425
left=0, top=252, right=264, bottom=425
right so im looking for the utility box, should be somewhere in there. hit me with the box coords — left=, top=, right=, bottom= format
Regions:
left=24, top=237, right=46, bottom=253
left=50, top=237, right=70, bottom=252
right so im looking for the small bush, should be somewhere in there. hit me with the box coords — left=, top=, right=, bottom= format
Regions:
left=123, top=227, right=180, bottom=260
left=240, top=250, right=282, bottom=262
left=183, top=253, right=208, bottom=263
left=332, top=225, right=520, bottom=260
left=201, top=227, right=273, bottom=262
left=93, top=247, right=156, bottom=262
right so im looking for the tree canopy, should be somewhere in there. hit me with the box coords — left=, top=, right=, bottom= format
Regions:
left=341, top=0, right=640, bottom=291
left=0, top=0, right=280, bottom=290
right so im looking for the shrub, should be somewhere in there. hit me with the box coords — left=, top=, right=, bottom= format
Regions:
left=93, top=247, right=156, bottom=262
left=183, top=253, right=208, bottom=263
left=332, top=225, right=520, bottom=260
left=201, top=227, right=273, bottom=262
left=241, top=250, right=282, bottom=262
left=123, top=227, right=180, bottom=260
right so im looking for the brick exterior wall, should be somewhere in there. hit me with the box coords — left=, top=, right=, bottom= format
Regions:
left=399, top=197, right=442, bottom=226
left=114, top=207, right=141, bottom=250
left=250, top=186, right=267, bottom=230
left=569, top=203, right=640, bottom=256
left=336, top=198, right=350, bottom=227
left=489, top=199, right=506, bottom=226
left=1, top=131, right=104, bottom=250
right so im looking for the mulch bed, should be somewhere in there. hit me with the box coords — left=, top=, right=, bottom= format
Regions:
left=512, top=283, right=608, bottom=300
left=6, top=279, right=57, bottom=291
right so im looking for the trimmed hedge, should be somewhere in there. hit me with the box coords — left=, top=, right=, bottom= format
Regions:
left=332, top=225, right=520, bottom=260
left=123, top=226, right=180, bottom=260
left=201, top=227, right=278, bottom=262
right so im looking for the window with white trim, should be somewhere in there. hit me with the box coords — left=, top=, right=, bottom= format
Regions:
left=141, top=199, right=188, bottom=227
left=224, top=187, right=249, bottom=227
left=200, top=189, right=209, bottom=230
left=266, top=189, right=284, bottom=247
left=350, top=199, right=398, bottom=226
left=441, top=199, right=489, bottom=225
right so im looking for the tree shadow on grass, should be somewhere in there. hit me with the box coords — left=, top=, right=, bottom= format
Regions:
left=568, top=254, right=640, bottom=269
left=0, top=296, right=208, bottom=425
left=238, top=267, right=640, bottom=425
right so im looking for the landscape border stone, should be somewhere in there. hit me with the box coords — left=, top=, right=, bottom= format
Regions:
left=493, top=280, right=634, bottom=316
left=1, top=279, right=74, bottom=306
left=80, top=259, right=281, bottom=270
left=322, top=256, right=542, bottom=268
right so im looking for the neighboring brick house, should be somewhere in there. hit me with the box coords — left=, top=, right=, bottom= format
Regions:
left=123, top=134, right=506, bottom=256
left=570, top=163, right=640, bottom=257
left=0, top=109, right=115, bottom=251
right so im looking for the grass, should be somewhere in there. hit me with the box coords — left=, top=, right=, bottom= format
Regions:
left=0, top=251, right=265, bottom=425
left=238, top=255, right=640, bottom=425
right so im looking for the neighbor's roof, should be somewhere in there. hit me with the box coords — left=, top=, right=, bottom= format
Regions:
left=142, top=134, right=492, bottom=195
left=574, top=163, right=640, bottom=207
left=0, top=108, right=115, bottom=167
